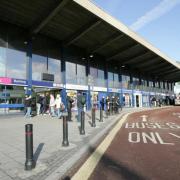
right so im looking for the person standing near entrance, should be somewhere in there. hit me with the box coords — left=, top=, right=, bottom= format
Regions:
left=24, top=95, right=32, bottom=118
left=55, top=94, right=62, bottom=119
left=42, top=94, right=47, bottom=115
left=67, top=95, right=74, bottom=121
left=77, top=92, right=86, bottom=122
left=100, top=96, right=105, bottom=111
left=36, top=94, right=42, bottom=115
left=49, top=94, right=56, bottom=117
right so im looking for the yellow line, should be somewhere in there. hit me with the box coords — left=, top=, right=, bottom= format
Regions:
left=71, top=113, right=130, bottom=180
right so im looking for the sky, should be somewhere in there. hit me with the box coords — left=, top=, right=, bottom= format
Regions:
left=92, top=0, right=180, bottom=62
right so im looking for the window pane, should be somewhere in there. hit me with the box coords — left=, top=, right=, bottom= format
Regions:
left=66, top=61, right=76, bottom=84
left=108, top=72, right=113, bottom=88
left=122, top=75, right=130, bottom=89
left=48, top=58, right=61, bottom=83
left=32, top=54, right=47, bottom=81
left=77, top=64, right=86, bottom=85
left=0, top=47, right=6, bottom=77
left=6, top=48, right=26, bottom=79
left=97, top=69, right=105, bottom=87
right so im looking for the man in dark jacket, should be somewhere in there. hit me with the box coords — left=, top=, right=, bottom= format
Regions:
left=77, top=92, right=86, bottom=122
left=100, top=96, right=105, bottom=111
left=67, top=96, right=74, bottom=121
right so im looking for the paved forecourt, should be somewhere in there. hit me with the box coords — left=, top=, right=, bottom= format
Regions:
left=0, top=107, right=154, bottom=180
left=72, top=106, right=180, bottom=180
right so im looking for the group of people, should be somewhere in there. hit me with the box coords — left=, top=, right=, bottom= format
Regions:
left=100, top=96, right=122, bottom=114
left=24, top=93, right=66, bottom=118
left=24, top=92, right=122, bottom=119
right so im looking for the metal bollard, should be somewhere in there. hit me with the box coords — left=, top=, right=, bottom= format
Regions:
left=25, top=124, right=35, bottom=170
left=100, top=107, right=103, bottom=122
left=91, top=107, right=96, bottom=127
left=62, top=115, right=69, bottom=146
left=67, top=109, right=72, bottom=121
left=80, top=111, right=85, bottom=135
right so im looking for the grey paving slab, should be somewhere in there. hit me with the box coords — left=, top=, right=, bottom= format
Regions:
left=0, top=107, right=163, bottom=180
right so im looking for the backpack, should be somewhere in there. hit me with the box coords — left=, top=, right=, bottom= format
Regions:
left=81, top=96, right=86, bottom=105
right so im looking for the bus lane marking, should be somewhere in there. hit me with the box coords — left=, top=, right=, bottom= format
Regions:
left=125, top=122, right=180, bottom=145
left=169, top=133, right=180, bottom=139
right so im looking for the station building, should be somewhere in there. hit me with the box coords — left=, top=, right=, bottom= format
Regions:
left=0, top=0, right=180, bottom=113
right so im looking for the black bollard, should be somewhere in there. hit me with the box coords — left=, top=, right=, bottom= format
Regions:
left=80, top=111, right=85, bottom=135
left=62, top=115, right=69, bottom=147
left=25, top=124, right=35, bottom=170
left=91, top=107, right=96, bottom=127
left=100, top=107, right=103, bottom=122
left=67, top=109, right=72, bottom=121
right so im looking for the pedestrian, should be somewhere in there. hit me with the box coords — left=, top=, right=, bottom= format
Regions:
left=105, top=96, right=110, bottom=115
left=100, top=96, right=105, bottom=111
left=49, top=94, right=56, bottom=117
left=36, top=94, right=41, bottom=115
left=55, top=94, right=62, bottom=119
left=77, top=92, right=86, bottom=122
left=42, top=94, right=47, bottom=115
left=67, top=95, right=74, bottom=121
left=24, top=95, right=32, bottom=118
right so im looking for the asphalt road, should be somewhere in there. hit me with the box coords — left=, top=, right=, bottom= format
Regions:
left=71, top=107, right=180, bottom=180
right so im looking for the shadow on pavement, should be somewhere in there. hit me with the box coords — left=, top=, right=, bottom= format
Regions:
left=34, top=143, right=45, bottom=163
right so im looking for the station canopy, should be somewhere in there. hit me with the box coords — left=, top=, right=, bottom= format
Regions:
left=0, top=0, right=179, bottom=82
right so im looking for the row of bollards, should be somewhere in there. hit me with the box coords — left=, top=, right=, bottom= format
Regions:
left=24, top=106, right=116, bottom=170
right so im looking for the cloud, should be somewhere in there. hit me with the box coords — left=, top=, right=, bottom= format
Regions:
left=130, top=0, right=180, bottom=31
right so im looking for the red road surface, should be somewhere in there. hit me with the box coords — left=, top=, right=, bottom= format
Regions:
left=89, top=107, right=180, bottom=180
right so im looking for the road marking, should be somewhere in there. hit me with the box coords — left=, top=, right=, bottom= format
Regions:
left=71, top=113, right=130, bottom=180
left=140, top=115, right=148, bottom=122
left=169, top=133, right=180, bottom=139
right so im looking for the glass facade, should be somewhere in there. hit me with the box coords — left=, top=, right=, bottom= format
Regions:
left=48, top=58, right=61, bottom=83
left=66, top=62, right=86, bottom=85
left=0, top=26, right=27, bottom=79
left=122, top=75, right=130, bottom=89
left=77, top=64, right=86, bottom=85
left=66, top=61, right=76, bottom=84
left=97, top=69, right=105, bottom=87
left=32, top=54, right=47, bottom=81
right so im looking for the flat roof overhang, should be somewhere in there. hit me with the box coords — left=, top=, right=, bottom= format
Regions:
left=0, top=0, right=179, bottom=82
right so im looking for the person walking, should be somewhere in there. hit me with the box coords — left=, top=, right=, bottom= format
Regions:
left=67, top=95, right=74, bottom=121
left=55, top=94, right=62, bottom=119
left=36, top=94, right=41, bottom=115
left=42, top=94, right=47, bottom=115
left=77, top=92, right=86, bottom=122
left=100, top=96, right=105, bottom=111
left=24, top=95, right=32, bottom=118
left=49, top=94, right=56, bottom=117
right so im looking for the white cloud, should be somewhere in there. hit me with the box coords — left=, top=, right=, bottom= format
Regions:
left=130, top=0, right=180, bottom=31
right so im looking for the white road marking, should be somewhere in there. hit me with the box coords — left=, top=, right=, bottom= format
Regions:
left=141, top=115, right=148, bottom=122
left=71, top=113, right=130, bottom=180
left=169, top=133, right=180, bottom=139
